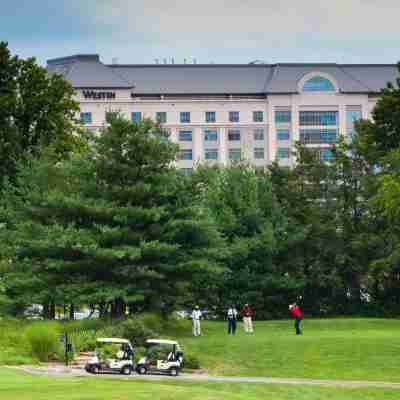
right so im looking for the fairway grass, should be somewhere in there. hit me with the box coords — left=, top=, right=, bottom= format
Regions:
left=1, top=318, right=400, bottom=384
left=1, top=368, right=400, bottom=400
left=171, top=318, right=400, bottom=382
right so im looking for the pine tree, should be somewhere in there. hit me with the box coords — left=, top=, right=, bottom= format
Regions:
left=2, top=117, right=224, bottom=318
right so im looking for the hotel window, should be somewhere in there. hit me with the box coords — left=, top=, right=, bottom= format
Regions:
left=300, top=129, right=337, bottom=144
left=320, top=148, right=333, bottom=161
left=254, top=129, right=264, bottom=141
left=346, top=110, right=362, bottom=140
left=205, top=149, right=218, bottom=160
left=131, top=112, right=142, bottom=122
left=277, top=148, right=290, bottom=159
left=80, top=112, right=92, bottom=124
left=156, top=112, right=167, bottom=124
left=229, top=111, right=240, bottom=122
left=228, top=129, right=241, bottom=141
left=275, top=111, right=291, bottom=123
left=180, top=112, right=191, bottom=123
left=180, top=168, right=193, bottom=176
left=253, top=111, right=264, bottom=122
left=303, top=76, right=335, bottom=92
left=179, top=130, right=193, bottom=141
left=299, top=111, right=338, bottom=126
left=229, top=149, right=241, bottom=161
left=277, top=129, right=290, bottom=141
left=205, top=111, right=216, bottom=123
left=179, top=149, right=193, bottom=160
left=254, top=147, right=265, bottom=159
left=204, top=130, right=218, bottom=141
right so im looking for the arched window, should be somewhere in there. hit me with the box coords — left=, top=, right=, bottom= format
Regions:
left=302, top=76, right=336, bottom=92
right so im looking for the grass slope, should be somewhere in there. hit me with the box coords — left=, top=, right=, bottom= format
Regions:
left=172, top=318, right=400, bottom=382
left=1, top=368, right=400, bottom=400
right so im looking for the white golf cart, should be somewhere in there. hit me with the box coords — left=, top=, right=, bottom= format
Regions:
left=85, top=338, right=135, bottom=375
left=136, top=339, right=183, bottom=376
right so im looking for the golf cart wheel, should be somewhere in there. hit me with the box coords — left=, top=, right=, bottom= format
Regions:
left=170, top=367, right=179, bottom=377
left=137, top=366, right=147, bottom=375
left=92, top=366, right=100, bottom=374
left=121, top=366, right=132, bottom=375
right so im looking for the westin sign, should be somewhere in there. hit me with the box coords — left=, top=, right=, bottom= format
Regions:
left=83, top=90, right=116, bottom=100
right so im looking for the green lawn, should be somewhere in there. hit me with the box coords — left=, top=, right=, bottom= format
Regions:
left=2, top=318, right=400, bottom=383
left=171, top=318, right=400, bottom=382
left=1, top=368, right=400, bottom=400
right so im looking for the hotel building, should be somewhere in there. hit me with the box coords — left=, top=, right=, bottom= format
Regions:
left=47, top=54, right=398, bottom=172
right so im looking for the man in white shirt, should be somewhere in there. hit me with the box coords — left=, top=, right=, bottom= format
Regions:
left=227, top=306, right=238, bottom=335
left=191, top=306, right=202, bottom=336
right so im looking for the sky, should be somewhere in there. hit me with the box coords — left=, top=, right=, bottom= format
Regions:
left=2, top=0, right=400, bottom=65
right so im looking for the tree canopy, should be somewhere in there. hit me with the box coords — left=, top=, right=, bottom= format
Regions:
left=0, top=41, right=80, bottom=187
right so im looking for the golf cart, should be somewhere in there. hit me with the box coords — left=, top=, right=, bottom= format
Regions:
left=85, top=338, right=135, bottom=375
left=136, top=339, right=183, bottom=376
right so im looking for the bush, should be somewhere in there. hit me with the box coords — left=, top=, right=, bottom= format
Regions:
left=69, top=329, right=98, bottom=353
left=184, top=354, right=200, bottom=369
left=25, top=322, right=61, bottom=362
left=119, top=318, right=158, bottom=347
left=139, top=313, right=164, bottom=333
left=63, top=318, right=107, bottom=334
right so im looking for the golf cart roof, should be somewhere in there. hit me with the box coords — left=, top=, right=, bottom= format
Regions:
left=146, top=339, right=179, bottom=345
left=96, top=338, right=131, bottom=344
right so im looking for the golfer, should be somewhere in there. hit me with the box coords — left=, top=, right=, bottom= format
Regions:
left=191, top=306, right=202, bottom=336
left=289, top=303, right=303, bottom=335
left=241, top=303, right=254, bottom=333
left=227, top=306, right=238, bottom=335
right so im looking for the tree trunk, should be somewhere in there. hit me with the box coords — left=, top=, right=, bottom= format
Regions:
left=49, top=301, right=56, bottom=320
left=98, top=302, right=107, bottom=318
left=111, top=298, right=126, bottom=319
left=69, top=303, right=75, bottom=320
left=43, top=303, right=49, bottom=319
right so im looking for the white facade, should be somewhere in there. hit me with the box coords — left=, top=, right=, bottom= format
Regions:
left=48, top=55, right=396, bottom=172
left=77, top=88, right=374, bottom=170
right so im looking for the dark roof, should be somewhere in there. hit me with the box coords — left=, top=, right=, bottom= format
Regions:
left=110, top=65, right=271, bottom=94
left=47, top=55, right=133, bottom=89
left=47, top=55, right=398, bottom=94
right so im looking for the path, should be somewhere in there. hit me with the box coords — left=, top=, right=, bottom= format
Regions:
left=14, top=366, right=400, bottom=390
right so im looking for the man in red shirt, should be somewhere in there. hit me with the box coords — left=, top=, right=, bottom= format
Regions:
left=289, top=303, right=302, bottom=335
left=241, top=304, right=254, bottom=333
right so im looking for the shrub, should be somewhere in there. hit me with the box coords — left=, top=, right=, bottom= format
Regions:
left=184, top=354, right=200, bottom=369
left=25, top=322, right=61, bottom=362
left=69, top=329, right=98, bottom=353
left=64, top=318, right=107, bottom=334
left=119, top=318, right=158, bottom=347
left=139, top=313, right=164, bottom=333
